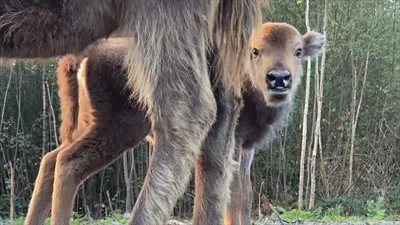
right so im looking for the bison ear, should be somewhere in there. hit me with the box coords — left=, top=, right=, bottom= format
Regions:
left=302, top=31, right=325, bottom=59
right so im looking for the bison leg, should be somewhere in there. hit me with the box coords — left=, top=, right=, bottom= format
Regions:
left=241, top=149, right=255, bottom=225
left=49, top=113, right=147, bottom=225
left=125, top=2, right=216, bottom=222
left=225, top=143, right=244, bottom=225
left=192, top=86, right=243, bottom=225
left=127, top=77, right=217, bottom=224
left=24, top=144, right=69, bottom=225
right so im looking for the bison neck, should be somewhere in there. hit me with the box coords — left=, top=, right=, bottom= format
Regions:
left=237, top=88, right=291, bottom=150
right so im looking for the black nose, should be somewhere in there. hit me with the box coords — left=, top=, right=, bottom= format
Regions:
left=266, top=69, right=291, bottom=88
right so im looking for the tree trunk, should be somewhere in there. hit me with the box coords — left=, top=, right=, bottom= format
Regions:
left=9, top=161, right=15, bottom=221
left=81, top=182, right=91, bottom=219
left=0, top=63, right=13, bottom=136
left=348, top=46, right=357, bottom=193
left=98, top=169, right=105, bottom=218
left=298, top=0, right=312, bottom=210
left=42, top=68, right=47, bottom=157
left=14, top=71, right=22, bottom=162
left=349, top=47, right=370, bottom=193
left=46, top=81, right=59, bottom=146
left=306, top=57, right=319, bottom=206
left=129, top=148, right=139, bottom=199
left=0, top=66, right=14, bottom=198
left=309, top=0, right=328, bottom=209
left=123, top=151, right=133, bottom=213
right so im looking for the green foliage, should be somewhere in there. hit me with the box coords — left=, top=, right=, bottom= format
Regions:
left=280, top=207, right=363, bottom=223
left=366, top=197, right=387, bottom=221
left=315, top=195, right=366, bottom=216
left=381, top=186, right=400, bottom=215
left=320, top=205, right=361, bottom=222
left=280, top=207, right=364, bottom=223
left=280, top=209, right=316, bottom=221
left=0, top=195, right=28, bottom=218
left=387, top=214, right=400, bottom=221
left=314, top=193, right=395, bottom=219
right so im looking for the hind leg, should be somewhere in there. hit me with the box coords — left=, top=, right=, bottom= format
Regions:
left=49, top=115, right=148, bottom=225
left=192, top=85, right=243, bottom=225
left=225, top=143, right=243, bottom=225
left=24, top=143, right=70, bottom=225
left=241, top=149, right=255, bottom=225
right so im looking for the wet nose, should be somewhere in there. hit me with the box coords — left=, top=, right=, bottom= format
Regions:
left=266, top=69, right=291, bottom=88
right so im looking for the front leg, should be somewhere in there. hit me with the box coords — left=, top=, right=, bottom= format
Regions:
left=225, top=142, right=244, bottom=225
left=193, top=86, right=243, bottom=225
left=240, top=149, right=255, bottom=225
left=127, top=35, right=217, bottom=225
left=128, top=86, right=217, bottom=225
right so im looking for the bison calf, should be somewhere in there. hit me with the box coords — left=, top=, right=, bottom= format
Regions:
left=226, top=22, right=325, bottom=225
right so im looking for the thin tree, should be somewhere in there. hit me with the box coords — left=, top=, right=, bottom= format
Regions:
left=123, top=150, right=133, bottom=213
left=309, top=0, right=328, bottom=209
left=348, top=46, right=370, bottom=192
left=306, top=55, right=319, bottom=206
left=129, top=148, right=139, bottom=199
left=46, top=80, right=59, bottom=146
left=298, top=0, right=312, bottom=210
left=9, top=161, right=15, bottom=221
left=0, top=63, right=14, bottom=136
left=0, top=63, right=14, bottom=163
left=306, top=11, right=320, bottom=206
left=42, top=66, right=48, bottom=156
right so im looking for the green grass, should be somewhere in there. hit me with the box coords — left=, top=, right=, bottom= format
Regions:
left=3, top=212, right=129, bottom=225
left=3, top=207, right=399, bottom=225
left=279, top=209, right=316, bottom=221
left=276, top=204, right=398, bottom=223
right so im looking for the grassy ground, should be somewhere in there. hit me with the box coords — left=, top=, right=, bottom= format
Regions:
left=3, top=211, right=400, bottom=225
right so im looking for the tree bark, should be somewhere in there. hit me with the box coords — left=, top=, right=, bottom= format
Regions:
left=349, top=47, right=370, bottom=193
left=298, top=0, right=312, bottom=210
left=305, top=58, right=318, bottom=207
left=309, top=0, right=328, bottom=210
left=9, top=161, right=15, bottom=221
left=129, top=148, right=139, bottom=199
left=123, top=151, right=133, bottom=213
left=46, top=81, right=59, bottom=146
left=0, top=63, right=14, bottom=137
left=42, top=67, right=47, bottom=157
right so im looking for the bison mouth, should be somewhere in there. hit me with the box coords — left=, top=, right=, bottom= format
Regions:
left=268, top=86, right=290, bottom=102
left=270, top=86, right=289, bottom=93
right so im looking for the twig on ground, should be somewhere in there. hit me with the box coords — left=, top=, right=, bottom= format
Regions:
left=269, top=202, right=286, bottom=225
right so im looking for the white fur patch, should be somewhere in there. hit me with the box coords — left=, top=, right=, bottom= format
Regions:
left=77, top=57, right=89, bottom=98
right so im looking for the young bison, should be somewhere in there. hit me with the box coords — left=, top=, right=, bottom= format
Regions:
left=28, top=37, right=242, bottom=225
left=226, top=22, right=325, bottom=225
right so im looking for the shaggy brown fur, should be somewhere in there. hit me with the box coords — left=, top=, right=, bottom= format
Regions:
left=26, top=21, right=325, bottom=225
left=25, top=38, right=151, bottom=225
left=0, top=1, right=266, bottom=224
left=30, top=38, right=241, bottom=225
left=226, top=22, right=325, bottom=225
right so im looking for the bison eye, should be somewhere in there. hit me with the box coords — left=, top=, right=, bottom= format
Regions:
left=251, top=48, right=260, bottom=58
left=295, top=48, right=303, bottom=58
